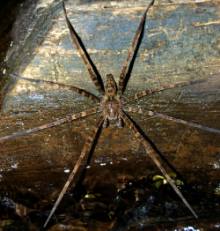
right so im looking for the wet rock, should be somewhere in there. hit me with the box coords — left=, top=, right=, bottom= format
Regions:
left=110, top=195, right=155, bottom=231
left=80, top=197, right=109, bottom=221
left=48, top=223, right=87, bottom=231
left=0, top=219, right=37, bottom=231
left=0, top=196, right=33, bottom=218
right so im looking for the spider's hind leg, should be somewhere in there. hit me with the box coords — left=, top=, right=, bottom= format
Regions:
left=103, top=118, right=109, bottom=128
left=117, top=117, right=124, bottom=128
left=121, top=111, right=198, bottom=219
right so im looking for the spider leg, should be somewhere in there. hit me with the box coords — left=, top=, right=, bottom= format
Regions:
left=10, top=73, right=100, bottom=102
left=124, top=106, right=188, bottom=181
left=118, top=0, right=155, bottom=94
left=121, top=111, right=198, bottom=219
left=62, top=1, right=105, bottom=94
left=129, top=79, right=206, bottom=102
left=43, top=117, right=104, bottom=228
left=0, top=106, right=100, bottom=142
left=125, top=106, right=220, bottom=135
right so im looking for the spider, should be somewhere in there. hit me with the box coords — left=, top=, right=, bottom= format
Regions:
left=1, top=0, right=220, bottom=228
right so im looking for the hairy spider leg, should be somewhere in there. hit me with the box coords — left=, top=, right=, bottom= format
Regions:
left=129, top=79, right=206, bottom=101
left=118, top=0, right=155, bottom=94
left=0, top=107, right=100, bottom=142
left=63, top=1, right=105, bottom=94
left=11, top=73, right=100, bottom=102
left=125, top=106, right=220, bottom=135
left=44, top=117, right=104, bottom=228
left=121, top=111, right=198, bottom=218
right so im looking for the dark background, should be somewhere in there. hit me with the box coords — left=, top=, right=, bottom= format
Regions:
left=0, top=0, right=38, bottom=107
left=0, top=0, right=25, bottom=67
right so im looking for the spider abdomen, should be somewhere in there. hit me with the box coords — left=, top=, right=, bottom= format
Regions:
left=102, top=97, right=122, bottom=121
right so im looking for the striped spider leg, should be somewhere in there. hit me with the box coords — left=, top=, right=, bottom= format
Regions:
left=118, top=0, right=155, bottom=94
left=124, top=79, right=220, bottom=135
left=125, top=105, right=220, bottom=135
left=10, top=73, right=100, bottom=103
left=44, top=117, right=104, bottom=228
left=129, top=79, right=206, bottom=102
left=63, top=1, right=105, bottom=94
left=121, top=111, right=198, bottom=218
left=0, top=106, right=100, bottom=142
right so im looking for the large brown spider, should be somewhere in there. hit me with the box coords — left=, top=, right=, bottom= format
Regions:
left=1, top=0, right=220, bottom=228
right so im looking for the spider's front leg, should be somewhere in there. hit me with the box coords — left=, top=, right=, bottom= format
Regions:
left=118, top=0, right=155, bottom=94
left=121, top=111, right=198, bottom=219
left=10, top=73, right=100, bottom=103
left=63, top=1, right=105, bottom=94
left=129, top=79, right=206, bottom=102
left=44, top=117, right=104, bottom=228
